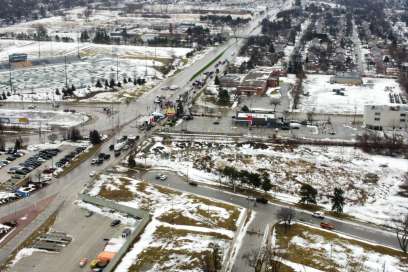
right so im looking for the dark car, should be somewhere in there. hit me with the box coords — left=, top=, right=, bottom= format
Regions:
left=188, top=181, right=198, bottom=186
left=256, top=197, right=268, bottom=204
left=110, top=219, right=121, bottom=227
left=104, top=154, right=111, bottom=160
left=85, top=211, right=94, bottom=217
left=6, top=156, right=16, bottom=161
left=109, top=144, right=115, bottom=151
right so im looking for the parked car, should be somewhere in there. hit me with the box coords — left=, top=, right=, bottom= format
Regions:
left=312, top=211, right=325, bottom=219
left=256, top=197, right=268, bottom=204
left=188, top=181, right=198, bottom=186
left=111, top=219, right=121, bottom=227
left=183, top=115, right=194, bottom=121
left=89, top=171, right=96, bottom=177
left=320, top=222, right=335, bottom=230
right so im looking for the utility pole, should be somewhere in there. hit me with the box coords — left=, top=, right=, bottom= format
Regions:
left=77, top=31, right=80, bottom=58
left=116, top=55, right=119, bottom=82
left=38, top=40, right=41, bottom=59
left=64, top=56, right=68, bottom=89
left=8, top=62, right=13, bottom=93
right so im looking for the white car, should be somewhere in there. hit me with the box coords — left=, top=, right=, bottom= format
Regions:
left=312, top=211, right=325, bottom=219
left=89, top=171, right=96, bottom=177
left=159, top=174, right=167, bottom=181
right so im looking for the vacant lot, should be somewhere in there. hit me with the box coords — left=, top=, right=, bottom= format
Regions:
left=136, top=137, right=408, bottom=227
left=88, top=173, right=244, bottom=272
left=273, top=223, right=408, bottom=272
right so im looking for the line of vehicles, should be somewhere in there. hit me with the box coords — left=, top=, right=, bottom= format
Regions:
left=7, top=148, right=61, bottom=178
left=55, top=146, right=87, bottom=168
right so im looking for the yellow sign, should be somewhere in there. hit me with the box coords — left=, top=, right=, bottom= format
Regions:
left=18, top=117, right=29, bottom=124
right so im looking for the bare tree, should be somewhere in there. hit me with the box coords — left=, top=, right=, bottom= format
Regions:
left=396, top=214, right=408, bottom=253
left=306, top=110, right=314, bottom=124
left=264, top=247, right=285, bottom=272
left=47, top=133, right=58, bottom=143
left=277, top=207, right=295, bottom=230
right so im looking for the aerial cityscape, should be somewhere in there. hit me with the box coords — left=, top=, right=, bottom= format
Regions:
left=0, top=0, right=407, bottom=271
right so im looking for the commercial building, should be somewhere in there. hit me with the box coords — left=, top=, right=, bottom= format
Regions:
left=234, top=111, right=283, bottom=127
left=237, top=67, right=280, bottom=96
left=364, top=104, right=408, bottom=130
left=218, top=74, right=244, bottom=88
left=330, top=72, right=363, bottom=85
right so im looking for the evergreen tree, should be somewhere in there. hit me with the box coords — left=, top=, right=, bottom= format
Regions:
left=14, top=138, right=22, bottom=150
left=105, top=79, right=109, bottom=87
left=128, top=154, right=136, bottom=168
left=80, top=30, right=90, bottom=42
left=109, top=79, right=115, bottom=88
left=331, top=187, right=345, bottom=213
left=123, top=78, right=128, bottom=84
left=218, top=89, right=230, bottom=105
left=89, top=130, right=102, bottom=145
left=2, top=92, right=7, bottom=100
left=95, top=79, right=102, bottom=88
left=299, top=184, right=317, bottom=204
left=261, top=173, right=272, bottom=193
left=55, top=88, right=60, bottom=95
left=214, top=75, right=220, bottom=85
left=67, top=128, right=82, bottom=142
left=241, top=105, right=249, bottom=112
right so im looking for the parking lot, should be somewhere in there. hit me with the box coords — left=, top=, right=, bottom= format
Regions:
left=11, top=203, right=126, bottom=272
left=0, top=144, right=90, bottom=205
left=172, top=115, right=364, bottom=141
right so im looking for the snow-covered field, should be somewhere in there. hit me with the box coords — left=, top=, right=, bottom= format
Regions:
left=0, top=57, right=161, bottom=100
left=137, top=137, right=408, bottom=227
left=274, top=222, right=408, bottom=272
left=0, top=39, right=192, bottom=62
left=0, top=39, right=194, bottom=102
left=86, top=173, right=243, bottom=272
left=0, top=109, right=88, bottom=128
left=300, top=75, right=404, bottom=114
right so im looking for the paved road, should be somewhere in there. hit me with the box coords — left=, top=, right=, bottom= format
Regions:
left=141, top=169, right=400, bottom=271
left=0, top=2, right=283, bottom=266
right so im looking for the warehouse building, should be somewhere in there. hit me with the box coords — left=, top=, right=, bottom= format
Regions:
left=330, top=72, right=363, bottom=85
left=364, top=104, right=408, bottom=130
left=237, top=67, right=280, bottom=96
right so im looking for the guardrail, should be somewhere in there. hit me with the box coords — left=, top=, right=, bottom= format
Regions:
left=78, top=194, right=150, bottom=272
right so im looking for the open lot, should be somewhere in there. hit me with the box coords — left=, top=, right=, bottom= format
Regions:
left=136, top=136, right=408, bottom=227
left=0, top=109, right=88, bottom=128
left=86, top=173, right=244, bottom=272
left=300, top=75, right=404, bottom=114
left=272, top=222, right=408, bottom=272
